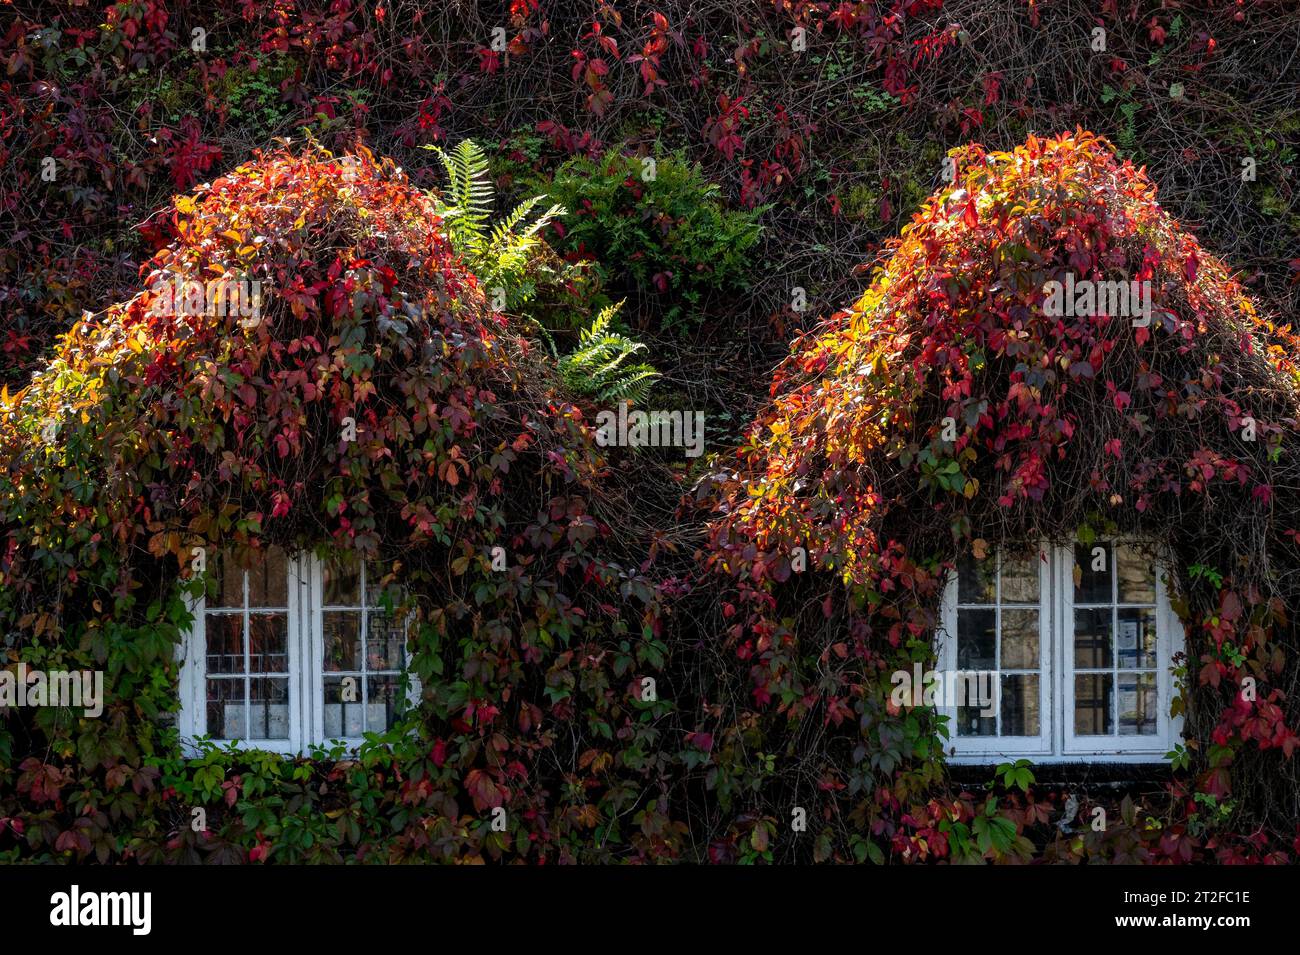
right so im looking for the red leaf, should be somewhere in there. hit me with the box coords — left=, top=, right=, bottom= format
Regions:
left=465, top=769, right=503, bottom=811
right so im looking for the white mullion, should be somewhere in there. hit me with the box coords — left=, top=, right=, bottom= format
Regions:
left=940, top=567, right=957, bottom=747
left=1038, top=542, right=1053, bottom=757
left=310, top=554, right=324, bottom=749
left=288, top=554, right=303, bottom=753
left=360, top=561, right=370, bottom=734
left=242, top=569, right=251, bottom=744
left=1110, top=543, right=1119, bottom=735
left=993, top=555, right=1002, bottom=738
left=1053, top=544, right=1065, bottom=757
left=193, top=601, right=206, bottom=744
left=1158, top=554, right=1177, bottom=746
left=178, top=586, right=204, bottom=751
left=403, top=604, right=421, bottom=715
left=1034, top=543, right=1050, bottom=753
left=1160, top=566, right=1182, bottom=746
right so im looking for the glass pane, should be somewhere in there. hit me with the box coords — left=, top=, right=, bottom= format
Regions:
left=205, top=613, right=244, bottom=674
left=208, top=551, right=244, bottom=608
left=951, top=671, right=993, bottom=713
left=323, top=612, right=361, bottom=671
left=1001, top=610, right=1039, bottom=669
left=956, top=697, right=996, bottom=737
left=1000, top=554, right=1038, bottom=603
left=248, top=613, right=288, bottom=673
left=206, top=678, right=246, bottom=739
left=323, top=676, right=364, bottom=737
left=1118, top=672, right=1158, bottom=735
left=1074, top=673, right=1113, bottom=735
left=367, top=676, right=401, bottom=732
left=1073, top=608, right=1113, bottom=668
left=324, top=552, right=361, bottom=605
left=1116, top=545, right=1156, bottom=603
left=1001, top=674, right=1039, bottom=736
left=957, top=609, right=996, bottom=669
left=365, top=563, right=387, bottom=608
left=368, top=613, right=406, bottom=670
left=1116, top=608, right=1157, bottom=668
left=1074, top=542, right=1112, bottom=604
left=244, top=546, right=287, bottom=607
left=248, top=677, right=290, bottom=739
left=957, top=555, right=996, bottom=604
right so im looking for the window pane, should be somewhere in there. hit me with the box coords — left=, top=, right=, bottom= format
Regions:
left=365, top=564, right=387, bottom=609
left=324, top=552, right=361, bottom=605
left=208, top=551, right=244, bottom=608
left=1118, top=672, right=1158, bottom=735
left=1001, top=610, right=1039, bottom=669
left=205, top=613, right=244, bottom=674
left=248, top=677, right=290, bottom=739
left=1116, top=608, right=1157, bottom=668
left=1001, top=674, right=1039, bottom=736
left=1074, top=673, right=1113, bottom=735
left=1074, top=542, right=1112, bottom=603
left=1116, top=545, right=1156, bottom=603
left=957, top=698, right=996, bottom=737
left=206, top=678, right=246, bottom=739
left=957, top=609, right=996, bottom=669
left=323, top=612, right=361, bottom=671
left=1073, top=608, right=1112, bottom=668
left=368, top=613, right=406, bottom=670
left=1000, top=554, right=1038, bottom=603
left=248, top=613, right=288, bottom=673
left=367, top=676, right=402, bottom=732
left=957, top=556, right=995, bottom=604
left=323, top=677, right=364, bottom=737
left=244, top=546, right=287, bottom=607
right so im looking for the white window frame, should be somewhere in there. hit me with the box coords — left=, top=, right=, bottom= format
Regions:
left=306, top=555, right=417, bottom=749
left=937, top=541, right=1185, bottom=764
left=177, top=550, right=417, bottom=756
left=937, top=545, right=1053, bottom=759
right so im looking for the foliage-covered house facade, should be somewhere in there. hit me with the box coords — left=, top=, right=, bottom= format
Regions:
left=3, top=126, right=1298, bottom=865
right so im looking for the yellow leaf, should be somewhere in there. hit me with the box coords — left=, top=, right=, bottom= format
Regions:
left=972, top=538, right=988, bottom=559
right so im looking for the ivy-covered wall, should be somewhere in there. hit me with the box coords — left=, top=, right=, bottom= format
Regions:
left=1, top=1, right=1298, bottom=864
left=3, top=131, right=1297, bottom=864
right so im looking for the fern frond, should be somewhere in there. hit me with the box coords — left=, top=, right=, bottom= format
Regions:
left=490, top=195, right=545, bottom=241
left=421, top=139, right=571, bottom=312
left=518, top=203, right=566, bottom=240
left=428, top=140, right=492, bottom=228
left=557, top=301, right=660, bottom=403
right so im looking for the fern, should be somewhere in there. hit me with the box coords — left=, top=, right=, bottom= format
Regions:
left=422, top=139, right=564, bottom=307
left=557, top=302, right=660, bottom=403
left=424, top=141, right=658, bottom=403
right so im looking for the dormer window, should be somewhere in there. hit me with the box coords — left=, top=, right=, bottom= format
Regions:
left=176, top=548, right=414, bottom=753
left=936, top=541, right=1185, bottom=763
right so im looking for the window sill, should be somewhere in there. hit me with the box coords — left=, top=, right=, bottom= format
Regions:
left=946, top=758, right=1180, bottom=787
